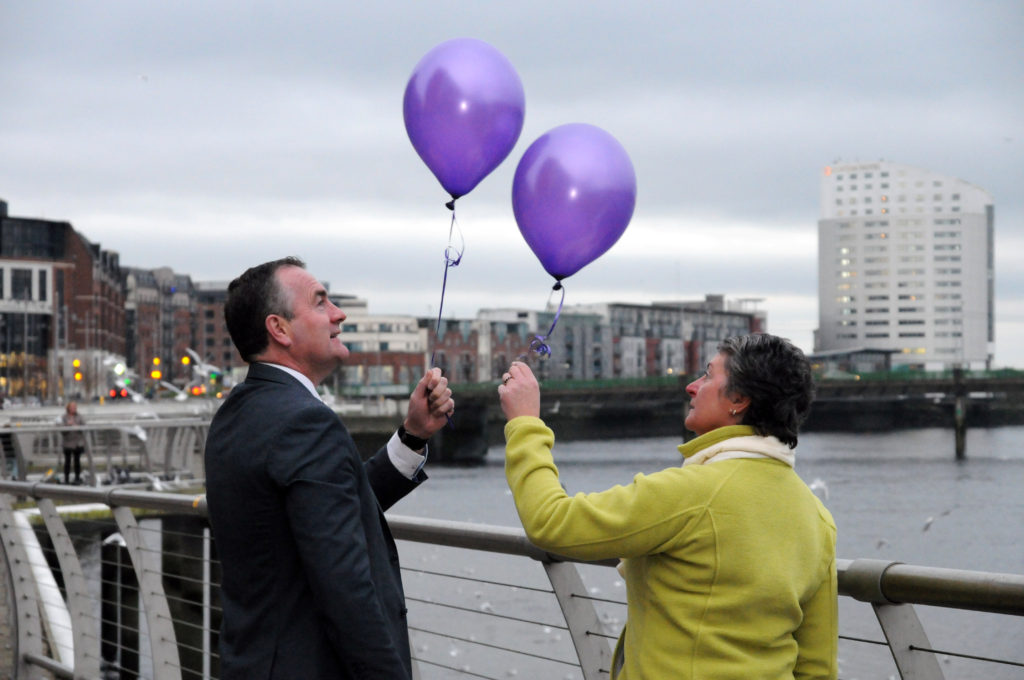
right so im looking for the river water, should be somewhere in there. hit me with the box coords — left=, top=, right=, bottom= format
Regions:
left=393, top=426, right=1024, bottom=679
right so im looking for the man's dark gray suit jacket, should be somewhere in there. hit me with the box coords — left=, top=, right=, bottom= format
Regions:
left=205, top=362, right=423, bottom=679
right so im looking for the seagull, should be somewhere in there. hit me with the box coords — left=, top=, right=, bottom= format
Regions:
left=809, top=478, right=829, bottom=501
left=922, top=516, right=935, bottom=532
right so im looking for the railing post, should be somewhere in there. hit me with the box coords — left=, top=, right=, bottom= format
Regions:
left=873, top=603, right=946, bottom=680
left=9, top=432, right=31, bottom=482
left=543, top=560, right=614, bottom=680
left=111, top=505, right=182, bottom=680
left=844, top=558, right=945, bottom=679
left=36, top=498, right=101, bottom=678
left=0, top=494, right=43, bottom=677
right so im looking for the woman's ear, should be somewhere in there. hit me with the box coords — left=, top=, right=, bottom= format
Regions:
left=730, top=393, right=751, bottom=416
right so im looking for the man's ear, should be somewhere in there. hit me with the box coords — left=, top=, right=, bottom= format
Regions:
left=265, top=314, right=292, bottom=348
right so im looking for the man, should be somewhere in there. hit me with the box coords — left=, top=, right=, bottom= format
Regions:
left=205, top=256, right=454, bottom=680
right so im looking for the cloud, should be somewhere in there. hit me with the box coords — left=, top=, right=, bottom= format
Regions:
left=1, top=1, right=1022, bottom=365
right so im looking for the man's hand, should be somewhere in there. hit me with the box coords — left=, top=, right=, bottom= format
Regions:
left=498, top=361, right=540, bottom=420
left=403, top=368, right=454, bottom=438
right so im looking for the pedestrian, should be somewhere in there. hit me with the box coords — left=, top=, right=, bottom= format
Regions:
left=205, top=256, right=454, bottom=680
left=60, top=401, right=86, bottom=484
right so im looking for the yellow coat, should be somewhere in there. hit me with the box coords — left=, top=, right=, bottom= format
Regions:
left=504, top=419, right=837, bottom=680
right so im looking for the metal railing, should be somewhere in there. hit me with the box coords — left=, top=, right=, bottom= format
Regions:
left=0, top=482, right=1021, bottom=679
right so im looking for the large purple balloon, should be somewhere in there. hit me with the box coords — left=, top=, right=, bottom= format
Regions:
left=404, top=39, right=525, bottom=200
left=512, top=124, right=637, bottom=281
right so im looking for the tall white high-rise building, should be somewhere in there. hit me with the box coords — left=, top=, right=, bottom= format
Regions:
left=816, top=161, right=994, bottom=370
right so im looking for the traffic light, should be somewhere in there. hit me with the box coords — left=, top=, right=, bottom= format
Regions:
left=72, top=358, right=82, bottom=381
left=181, top=355, right=191, bottom=366
left=151, top=357, right=162, bottom=380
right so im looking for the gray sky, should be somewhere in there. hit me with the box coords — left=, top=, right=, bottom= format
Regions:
left=2, top=1, right=1022, bottom=364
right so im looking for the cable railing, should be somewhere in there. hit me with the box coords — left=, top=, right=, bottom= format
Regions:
left=0, top=481, right=1021, bottom=679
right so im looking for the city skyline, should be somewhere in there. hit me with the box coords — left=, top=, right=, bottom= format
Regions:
left=2, top=2, right=1021, bottom=365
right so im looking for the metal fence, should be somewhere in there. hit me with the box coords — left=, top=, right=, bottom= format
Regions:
left=0, top=481, right=1022, bottom=679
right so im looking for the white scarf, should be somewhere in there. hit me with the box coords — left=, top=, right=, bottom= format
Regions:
left=681, top=434, right=795, bottom=468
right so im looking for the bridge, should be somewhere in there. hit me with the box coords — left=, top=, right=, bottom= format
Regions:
left=0, top=482, right=1021, bottom=679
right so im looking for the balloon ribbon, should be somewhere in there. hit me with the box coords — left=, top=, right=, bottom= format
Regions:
left=430, top=201, right=464, bottom=427
left=527, top=282, right=565, bottom=357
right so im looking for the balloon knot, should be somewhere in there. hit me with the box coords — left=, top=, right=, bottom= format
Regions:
left=445, top=198, right=457, bottom=211
left=530, top=336, right=552, bottom=356
left=552, top=281, right=563, bottom=291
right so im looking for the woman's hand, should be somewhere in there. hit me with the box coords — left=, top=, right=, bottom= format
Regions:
left=498, top=361, right=540, bottom=420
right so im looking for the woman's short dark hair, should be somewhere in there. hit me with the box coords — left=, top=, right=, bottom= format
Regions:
left=224, top=256, right=305, bottom=362
left=718, top=334, right=814, bottom=448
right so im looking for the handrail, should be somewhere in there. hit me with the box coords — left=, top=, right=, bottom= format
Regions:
left=4, top=483, right=1021, bottom=616
left=0, top=482, right=1022, bottom=679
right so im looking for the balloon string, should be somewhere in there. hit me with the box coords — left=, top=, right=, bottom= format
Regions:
left=526, top=282, right=565, bottom=358
left=430, top=203, right=464, bottom=428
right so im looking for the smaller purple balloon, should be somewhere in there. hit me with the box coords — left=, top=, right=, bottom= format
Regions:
left=512, top=124, right=637, bottom=280
left=404, top=39, right=525, bottom=200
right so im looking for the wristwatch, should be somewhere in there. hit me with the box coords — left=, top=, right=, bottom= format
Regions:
left=397, top=425, right=429, bottom=451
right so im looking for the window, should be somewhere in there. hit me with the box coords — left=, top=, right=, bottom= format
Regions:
left=12, top=268, right=32, bottom=300
left=38, top=270, right=47, bottom=301
left=866, top=332, right=889, bottom=338
left=866, top=320, right=890, bottom=326
left=898, top=319, right=925, bottom=325
left=898, top=333, right=926, bottom=338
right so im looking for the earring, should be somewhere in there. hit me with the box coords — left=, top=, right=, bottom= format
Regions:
left=729, top=409, right=737, bottom=416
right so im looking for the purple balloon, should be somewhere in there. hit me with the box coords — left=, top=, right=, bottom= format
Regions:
left=404, top=39, right=525, bottom=200
left=512, top=124, right=637, bottom=280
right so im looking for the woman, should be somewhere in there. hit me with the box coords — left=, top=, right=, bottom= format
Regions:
left=498, top=333, right=837, bottom=679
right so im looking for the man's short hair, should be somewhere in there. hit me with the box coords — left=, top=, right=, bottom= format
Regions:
left=224, top=256, right=305, bottom=362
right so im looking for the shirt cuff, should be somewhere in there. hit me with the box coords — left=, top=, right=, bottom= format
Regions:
left=386, top=431, right=428, bottom=480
